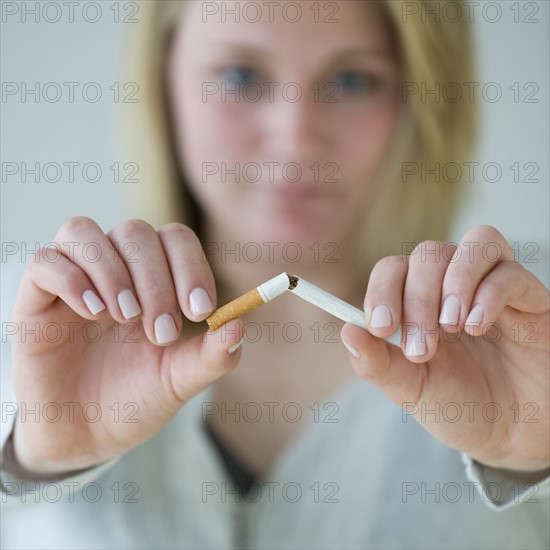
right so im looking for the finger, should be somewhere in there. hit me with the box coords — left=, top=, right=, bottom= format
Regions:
left=157, top=223, right=216, bottom=321
left=402, top=241, right=450, bottom=362
left=464, top=260, right=550, bottom=337
left=163, top=319, right=244, bottom=403
left=108, top=220, right=182, bottom=346
left=439, top=225, right=514, bottom=331
left=341, top=322, right=427, bottom=406
left=364, top=255, right=408, bottom=339
left=16, top=249, right=106, bottom=319
left=54, top=216, right=142, bottom=324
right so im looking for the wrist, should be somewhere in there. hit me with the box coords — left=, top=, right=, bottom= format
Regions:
left=6, top=420, right=92, bottom=481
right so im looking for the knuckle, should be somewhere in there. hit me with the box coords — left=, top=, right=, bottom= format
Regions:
left=372, top=254, right=405, bottom=273
left=404, top=296, right=433, bottom=314
left=59, top=215, right=98, bottom=237
left=416, top=240, right=440, bottom=253
left=158, top=222, right=198, bottom=242
left=115, top=218, right=155, bottom=240
left=468, top=224, right=504, bottom=244
left=146, top=280, right=175, bottom=297
left=409, top=241, right=445, bottom=264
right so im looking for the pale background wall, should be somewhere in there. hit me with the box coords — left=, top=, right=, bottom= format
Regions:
left=1, top=0, right=548, bottom=285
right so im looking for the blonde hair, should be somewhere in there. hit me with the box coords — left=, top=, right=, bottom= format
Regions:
left=119, top=0, right=477, bottom=275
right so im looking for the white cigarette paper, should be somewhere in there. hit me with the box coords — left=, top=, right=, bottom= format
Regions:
left=257, top=272, right=291, bottom=302
left=288, top=275, right=368, bottom=330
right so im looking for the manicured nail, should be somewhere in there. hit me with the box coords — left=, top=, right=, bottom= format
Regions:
left=405, top=329, right=426, bottom=357
left=370, top=304, right=392, bottom=328
left=465, top=303, right=484, bottom=326
left=189, top=288, right=213, bottom=316
left=227, top=338, right=244, bottom=354
left=82, top=290, right=105, bottom=315
left=342, top=340, right=360, bottom=359
left=117, top=289, right=142, bottom=319
left=154, top=313, right=178, bottom=344
left=439, top=294, right=460, bottom=325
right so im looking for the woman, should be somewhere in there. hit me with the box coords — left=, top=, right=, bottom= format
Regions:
left=2, top=1, right=549, bottom=548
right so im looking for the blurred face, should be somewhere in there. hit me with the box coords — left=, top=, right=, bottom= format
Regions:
left=167, top=0, right=401, bottom=248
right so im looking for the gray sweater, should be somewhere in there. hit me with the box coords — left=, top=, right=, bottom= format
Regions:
left=1, top=261, right=549, bottom=549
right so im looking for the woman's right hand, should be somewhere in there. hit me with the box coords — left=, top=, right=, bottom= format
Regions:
left=9, top=217, right=243, bottom=476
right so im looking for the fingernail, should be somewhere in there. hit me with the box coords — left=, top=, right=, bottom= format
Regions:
left=154, top=313, right=178, bottom=344
left=342, top=340, right=360, bottom=359
left=117, top=289, right=142, bottom=319
left=439, top=294, right=460, bottom=325
left=189, top=288, right=213, bottom=316
left=227, top=338, right=244, bottom=354
left=405, top=329, right=426, bottom=357
left=465, top=303, right=484, bottom=326
left=370, top=304, right=392, bottom=328
left=82, top=290, right=105, bottom=315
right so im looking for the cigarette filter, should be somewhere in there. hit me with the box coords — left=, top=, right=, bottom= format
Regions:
left=206, top=272, right=290, bottom=330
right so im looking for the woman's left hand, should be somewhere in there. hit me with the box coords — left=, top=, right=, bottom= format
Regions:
left=341, top=224, right=549, bottom=472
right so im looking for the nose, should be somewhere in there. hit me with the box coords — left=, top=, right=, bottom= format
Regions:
left=261, top=88, right=328, bottom=162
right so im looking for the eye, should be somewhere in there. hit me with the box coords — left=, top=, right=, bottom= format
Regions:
left=218, top=66, right=260, bottom=86
left=332, top=71, right=379, bottom=95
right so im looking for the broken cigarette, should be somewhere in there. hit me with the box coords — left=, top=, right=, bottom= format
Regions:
left=289, top=276, right=368, bottom=330
left=206, top=272, right=292, bottom=330
left=206, top=272, right=367, bottom=330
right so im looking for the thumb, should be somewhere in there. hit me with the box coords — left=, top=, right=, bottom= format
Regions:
left=340, top=323, right=428, bottom=406
left=162, top=319, right=245, bottom=404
